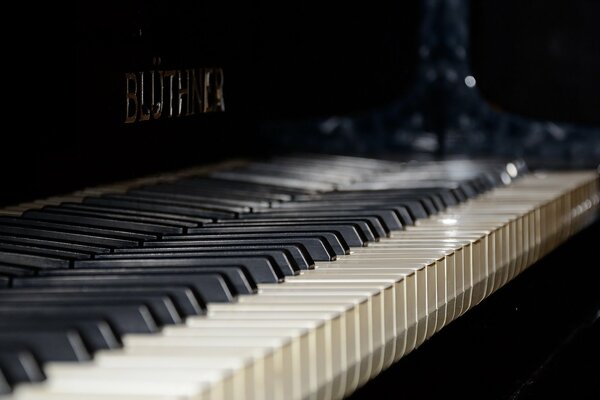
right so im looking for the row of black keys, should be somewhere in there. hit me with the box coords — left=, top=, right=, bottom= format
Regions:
left=0, top=160, right=518, bottom=394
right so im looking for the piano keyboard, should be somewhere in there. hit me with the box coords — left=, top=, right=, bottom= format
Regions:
left=0, top=156, right=598, bottom=400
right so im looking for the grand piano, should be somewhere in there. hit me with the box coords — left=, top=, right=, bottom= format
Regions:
left=0, top=0, right=599, bottom=399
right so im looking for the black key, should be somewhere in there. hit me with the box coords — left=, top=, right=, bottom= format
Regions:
left=238, top=210, right=403, bottom=232
left=0, top=368, right=10, bottom=394
left=103, top=193, right=249, bottom=214
left=0, top=249, right=71, bottom=269
left=0, top=264, right=36, bottom=277
left=95, top=250, right=298, bottom=276
left=83, top=196, right=234, bottom=220
left=42, top=266, right=255, bottom=297
left=22, top=210, right=183, bottom=235
left=163, top=232, right=348, bottom=256
left=12, top=273, right=235, bottom=303
left=0, top=242, right=89, bottom=261
left=0, top=350, right=44, bottom=385
left=128, top=188, right=266, bottom=210
left=0, top=319, right=119, bottom=351
left=187, top=224, right=365, bottom=247
left=0, top=225, right=139, bottom=249
left=38, top=206, right=199, bottom=230
left=0, top=234, right=111, bottom=254
left=58, top=202, right=211, bottom=224
left=143, top=237, right=334, bottom=261
left=0, top=276, right=8, bottom=287
left=0, top=304, right=157, bottom=335
left=206, top=219, right=380, bottom=242
left=0, top=286, right=203, bottom=318
left=73, top=255, right=281, bottom=283
left=133, top=184, right=274, bottom=205
left=0, top=217, right=152, bottom=242
left=116, top=244, right=314, bottom=270
left=0, top=330, right=90, bottom=362
left=0, top=296, right=180, bottom=326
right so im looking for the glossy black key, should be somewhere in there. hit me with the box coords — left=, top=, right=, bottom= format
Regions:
left=237, top=210, right=403, bottom=232
left=0, top=287, right=204, bottom=318
left=74, top=256, right=282, bottom=283
left=102, top=193, right=249, bottom=214
left=163, top=232, right=348, bottom=256
left=0, top=319, right=119, bottom=351
left=58, top=202, right=211, bottom=224
left=0, top=225, right=139, bottom=249
left=0, top=304, right=157, bottom=335
left=37, top=206, right=199, bottom=230
left=0, top=217, right=154, bottom=242
left=0, top=249, right=71, bottom=269
left=0, top=369, right=10, bottom=395
left=83, top=196, right=234, bottom=220
left=205, top=219, right=380, bottom=242
left=0, top=264, right=36, bottom=277
left=22, top=210, right=183, bottom=235
left=12, top=273, right=235, bottom=303
left=116, top=244, right=314, bottom=270
left=96, top=250, right=298, bottom=276
left=0, top=330, right=90, bottom=362
left=0, top=295, right=181, bottom=325
left=128, top=188, right=267, bottom=210
left=42, top=267, right=255, bottom=296
left=0, top=234, right=110, bottom=255
left=143, top=237, right=334, bottom=261
left=187, top=225, right=365, bottom=247
left=0, top=276, right=8, bottom=287
left=0, top=350, right=44, bottom=385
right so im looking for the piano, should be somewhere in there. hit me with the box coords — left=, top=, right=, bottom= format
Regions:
left=1, top=0, right=599, bottom=399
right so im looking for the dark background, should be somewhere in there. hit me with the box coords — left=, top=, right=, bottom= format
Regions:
left=2, top=0, right=599, bottom=207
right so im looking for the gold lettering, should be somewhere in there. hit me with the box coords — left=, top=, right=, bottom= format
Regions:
left=177, top=69, right=191, bottom=117
left=124, top=73, right=138, bottom=123
left=150, top=69, right=163, bottom=119
left=138, top=72, right=151, bottom=122
left=161, top=70, right=176, bottom=118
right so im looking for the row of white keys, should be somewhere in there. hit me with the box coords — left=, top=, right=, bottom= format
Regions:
left=10, top=172, right=599, bottom=400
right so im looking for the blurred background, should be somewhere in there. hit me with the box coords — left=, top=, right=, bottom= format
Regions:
left=2, top=0, right=599, bottom=205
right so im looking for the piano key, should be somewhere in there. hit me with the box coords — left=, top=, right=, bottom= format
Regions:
left=42, top=267, right=255, bottom=296
left=22, top=210, right=184, bottom=235
left=0, top=217, right=155, bottom=241
left=143, top=237, right=335, bottom=261
left=115, top=244, right=314, bottom=270
left=72, top=255, right=281, bottom=284
left=0, top=287, right=204, bottom=318
left=0, top=264, right=36, bottom=277
left=56, top=202, right=212, bottom=224
left=187, top=224, right=365, bottom=247
left=128, top=188, right=269, bottom=210
left=32, top=206, right=199, bottom=230
left=0, top=296, right=181, bottom=326
left=207, top=219, right=381, bottom=241
left=0, top=235, right=110, bottom=255
left=0, top=249, right=71, bottom=269
left=0, top=370, right=11, bottom=396
left=0, top=276, right=9, bottom=287
left=101, top=192, right=250, bottom=214
left=12, top=273, right=235, bottom=303
left=0, top=319, right=119, bottom=352
left=0, top=304, right=158, bottom=335
left=93, top=249, right=300, bottom=276
left=82, top=196, right=234, bottom=220
left=0, top=330, right=90, bottom=363
left=236, top=210, right=403, bottom=232
left=0, top=350, right=45, bottom=385
left=0, top=225, right=139, bottom=249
